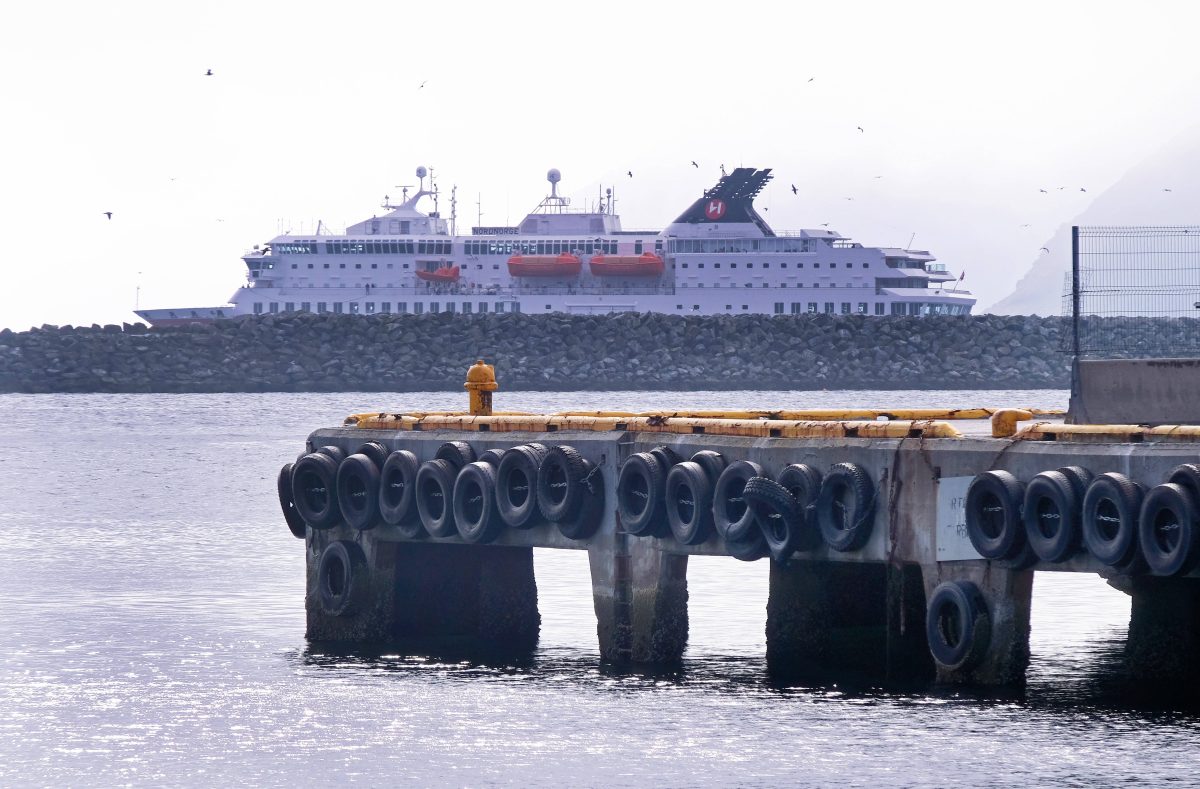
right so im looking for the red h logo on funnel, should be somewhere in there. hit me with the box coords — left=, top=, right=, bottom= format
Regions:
left=704, top=199, right=726, bottom=220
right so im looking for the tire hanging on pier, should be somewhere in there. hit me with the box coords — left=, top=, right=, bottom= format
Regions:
left=496, top=444, right=548, bottom=530
left=743, top=476, right=805, bottom=563
left=556, top=458, right=605, bottom=541
left=689, top=450, right=728, bottom=485
left=965, top=470, right=1026, bottom=560
left=453, top=461, right=503, bottom=544
left=477, top=448, right=507, bottom=468
left=537, top=445, right=589, bottom=523
left=415, top=458, right=459, bottom=538
left=925, top=580, right=991, bottom=671
left=776, top=463, right=823, bottom=552
left=665, top=461, right=716, bottom=545
left=1081, top=472, right=1144, bottom=568
left=356, top=441, right=389, bottom=470
left=1022, top=470, right=1080, bottom=563
left=617, top=452, right=668, bottom=537
left=435, top=441, right=477, bottom=471
left=291, top=452, right=341, bottom=530
left=814, top=462, right=875, bottom=552
left=316, top=540, right=369, bottom=618
left=315, top=445, right=346, bottom=466
left=713, top=460, right=766, bottom=542
left=1138, top=482, right=1200, bottom=577
left=276, top=462, right=308, bottom=539
left=378, top=449, right=424, bottom=538
left=649, top=445, right=683, bottom=472
left=336, top=453, right=382, bottom=530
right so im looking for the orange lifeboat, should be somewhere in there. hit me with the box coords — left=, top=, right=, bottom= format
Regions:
left=507, top=253, right=582, bottom=277
left=588, top=252, right=664, bottom=277
left=416, top=265, right=460, bottom=283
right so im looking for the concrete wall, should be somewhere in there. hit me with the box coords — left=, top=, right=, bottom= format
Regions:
left=1070, top=358, right=1200, bottom=425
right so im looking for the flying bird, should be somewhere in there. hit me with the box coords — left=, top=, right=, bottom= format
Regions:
left=1020, top=223, right=1031, bottom=228
left=1163, top=188, right=1173, bottom=192
left=205, top=69, right=213, bottom=76
left=691, top=160, right=698, bottom=168
left=856, top=126, right=864, bottom=133
left=103, top=211, right=112, bottom=220
left=790, top=184, right=797, bottom=195
left=844, top=197, right=854, bottom=201
left=873, top=175, right=883, bottom=179
left=1079, top=187, right=1087, bottom=192
left=807, top=77, right=814, bottom=83
left=419, top=81, right=427, bottom=88
left=820, top=223, right=830, bottom=227
left=1039, top=189, right=1048, bottom=193
left=1040, top=247, right=1050, bottom=253
left=627, top=170, right=633, bottom=178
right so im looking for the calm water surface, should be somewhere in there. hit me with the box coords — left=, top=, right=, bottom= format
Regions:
left=2, top=390, right=1198, bottom=786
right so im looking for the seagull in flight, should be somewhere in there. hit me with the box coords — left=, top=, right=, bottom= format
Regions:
left=844, top=197, right=854, bottom=201
left=103, top=211, right=112, bottom=220
left=808, top=77, right=814, bottom=83
left=790, top=184, right=797, bottom=195
left=1020, top=223, right=1031, bottom=227
left=856, top=126, right=864, bottom=133
left=1080, top=187, right=1087, bottom=192
left=205, top=69, right=213, bottom=76
left=873, top=175, right=883, bottom=179
left=1039, top=189, right=1047, bottom=193
left=1163, top=188, right=1173, bottom=192
left=820, top=222, right=830, bottom=227
left=691, top=160, right=698, bottom=168
left=1040, top=247, right=1050, bottom=253
left=627, top=170, right=633, bottom=178
left=419, top=81, right=427, bottom=89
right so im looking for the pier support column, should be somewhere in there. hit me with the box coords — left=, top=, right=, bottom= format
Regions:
left=589, top=529, right=688, bottom=664
left=306, top=534, right=539, bottom=653
left=923, top=563, right=1033, bottom=686
left=1125, top=577, right=1200, bottom=686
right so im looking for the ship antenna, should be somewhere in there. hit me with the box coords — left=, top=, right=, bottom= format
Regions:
left=477, top=193, right=483, bottom=227
left=450, top=184, right=457, bottom=236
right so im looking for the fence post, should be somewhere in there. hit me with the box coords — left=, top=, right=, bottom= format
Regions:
left=1070, top=226, right=1082, bottom=408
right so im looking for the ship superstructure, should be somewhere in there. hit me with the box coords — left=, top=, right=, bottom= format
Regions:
left=135, top=166, right=974, bottom=325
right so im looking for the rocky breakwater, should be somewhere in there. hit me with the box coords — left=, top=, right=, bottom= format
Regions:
left=0, top=312, right=1075, bottom=393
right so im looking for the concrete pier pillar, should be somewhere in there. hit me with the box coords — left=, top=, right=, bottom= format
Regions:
left=766, top=561, right=879, bottom=678
left=306, top=535, right=540, bottom=653
left=588, top=529, right=689, bottom=664
left=923, top=563, right=1033, bottom=686
left=1125, top=577, right=1200, bottom=686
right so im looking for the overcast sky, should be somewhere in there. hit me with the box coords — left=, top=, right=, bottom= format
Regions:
left=3, top=0, right=1199, bottom=330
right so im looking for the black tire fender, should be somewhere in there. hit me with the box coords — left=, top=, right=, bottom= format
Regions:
left=356, top=441, right=389, bottom=469
left=316, top=540, right=369, bottom=618
left=815, top=462, right=876, bottom=552
left=556, top=458, right=605, bottom=541
left=495, top=445, right=545, bottom=530
left=415, top=458, right=458, bottom=538
left=477, top=448, right=507, bottom=468
left=725, top=529, right=768, bottom=562
left=453, top=461, right=503, bottom=543
left=617, top=452, right=667, bottom=537
left=277, top=462, right=307, bottom=539
left=965, top=470, right=1026, bottom=560
left=925, top=580, right=991, bottom=671
left=336, top=453, right=382, bottom=530
left=1138, top=482, right=1200, bottom=577
left=1166, top=463, right=1200, bottom=502
left=1022, top=470, right=1080, bottom=563
left=665, top=461, right=715, bottom=545
left=1082, top=472, right=1144, bottom=567
left=537, top=445, right=588, bottom=523
left=378, top=449, right=423, bottom=538
left=291, top=452, right=341, bottom=530
left=315, top=445, right=346, bottom=465
left=689, top=450, right=728, bottom=484
left=649, top=445, right=683, bottom=471
left=713, top=460, right=766, bottom=542
left=435, top=441, right=476, bottom=471
left=777, top=463, right=823, bottom=552
left=1056, top=465, right=1095, bottom=502
left=743, top=476, right=805, bottom=563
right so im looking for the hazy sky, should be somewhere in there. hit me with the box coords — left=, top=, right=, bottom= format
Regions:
left=3, top=0, right=1199, bottom=330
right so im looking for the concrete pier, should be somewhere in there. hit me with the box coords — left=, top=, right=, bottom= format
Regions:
left=288, top=415, right=1200, bottom=693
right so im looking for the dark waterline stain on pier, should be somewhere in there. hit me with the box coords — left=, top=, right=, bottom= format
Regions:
left=2, top=390, right=1199, bottom=786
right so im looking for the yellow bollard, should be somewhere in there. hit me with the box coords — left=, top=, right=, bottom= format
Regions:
left=464, top=360, right=498, bottom=416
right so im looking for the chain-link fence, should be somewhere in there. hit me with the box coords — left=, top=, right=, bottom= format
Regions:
left=1063, top=226, right=1200, bottom=358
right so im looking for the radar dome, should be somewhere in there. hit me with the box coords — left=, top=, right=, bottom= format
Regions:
left=547, top=168, right=561, bottom=184
left=416, top=166, right=429, bottom=179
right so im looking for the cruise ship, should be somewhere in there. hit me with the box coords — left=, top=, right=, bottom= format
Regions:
left=135, top=166, right=974, bottom=326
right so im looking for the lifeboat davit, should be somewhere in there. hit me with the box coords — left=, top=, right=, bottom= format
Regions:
left=588, top=252, right=665, bottom=277
left=415, top=265, right=460, bottom=283
left=507, top=253, right=582, bottom=277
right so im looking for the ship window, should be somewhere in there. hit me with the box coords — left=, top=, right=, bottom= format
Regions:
left=856, top=302, right=867, bottom=314
left=400, top=221, right=411, bottom=234
left=813, top=283, right=820, bottom=288
left=681, top=264, right=688, bottom=269
left=403, top=264, right=410, bottom=269
left=269, top=303, right=279, bottom=313
left=478, top=302, right=487, bottom=313
left=495, top=302, right=505, bottom=313
left=380, top=302, right=390, bottom=313
left=635, top=240, right=643, bottom=254
left=430, top=302, right=439, bottom=313
left=390, top=220, right=400, bottom=234
left=355, top=264, right=362, bottom=269
left=730, top=263, right=737, bottom=269
left=253, top=302, right=263, bottom=314
left=477, top=265, right=483, bottom=270
left=334, top=303, right=344, bottom=313
left=414, top=302, right=424, bottom=314
left=742, top=305, right=749, bottom=311
left=418, top=241, right=426, bottom=254
left=714, top=263, right=721, bottom=269
left=790, top=302, right=802, bottom=314
left=513, top=302, right=521, bottom=313
left=317, top=302, right=327, bottom=313
left=693, top=305, right=700, bottom=311
left=814, top=263, right=820, bottom=268
left=462, top=303, right=472, bottom=314
left=350, top=302, right=360, bottom=314
left=301, top=302, right=311, bottom=312
left=493, top=265, right=499, bottom=270
left=291, top=264, right=297, bottom=269
left=387, top=264, right=393, bottom=269
left=798, top=263, right=804, bottom=268
left=747, top=263, right=754, bottom=269
left=808, top=303, right=818, bottom=313
left=774, top=302, right=784, bottom=314
left=781, top=263, right=787, bottom=269
left=446, top=303, right=455, bottom=313
left=863, top=263, right=869, bottom=268
left=698, top=263, right=705, bottom=269
left=398, top=302, right=407, bottom=313
left=285, top=302, right=295, bottom=311
left=307, top=263, right=314, bottom=269
left=725, top=304, right=732, bottom=310
left=875, top=303, right=884, bottom=315
left=340, top=264, right=346, bottom=269
left=825, top=302, right=835, bottom=314
left=545, top=304, right=552, bottom=310
left=676, top=304, right=683, bottom=310
left=366, top=302, right=375, bottom=314
left=323, top=264, right=330, bottom=269
left=371, top=263, right=377, bottom=269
